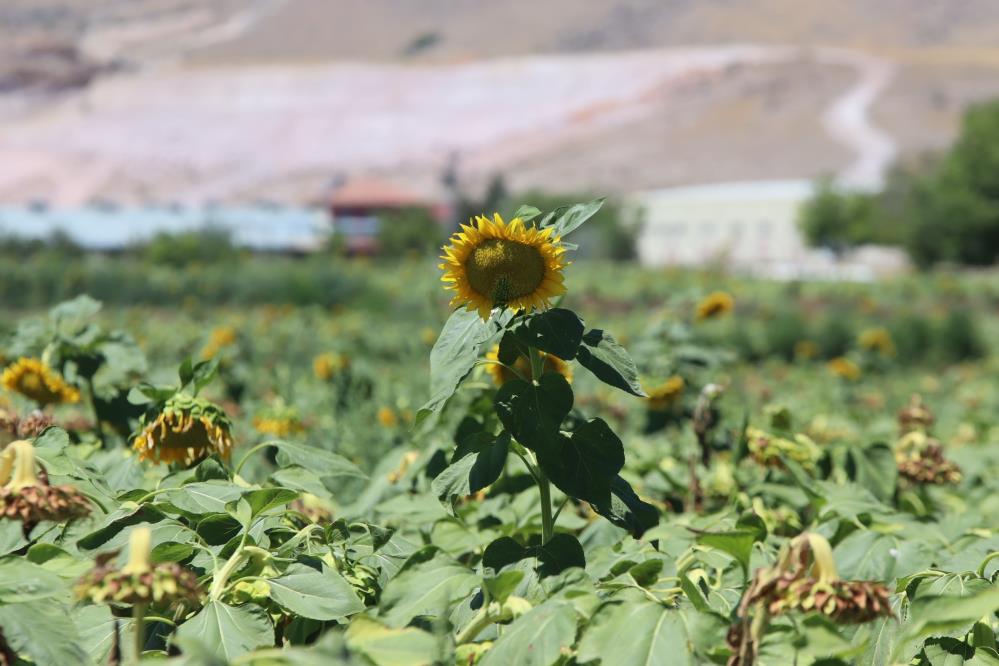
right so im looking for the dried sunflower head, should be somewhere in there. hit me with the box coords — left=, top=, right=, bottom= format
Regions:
left=132, top=393, right=234, bottom=465
left=897, top=394, right=934, bottom=435
left=76, top=527, right=202, bottom=607
left=0, top=440, right=90, bottom=529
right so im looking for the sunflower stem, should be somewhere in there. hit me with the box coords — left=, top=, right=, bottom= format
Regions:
left=133, top=603, right=146, bottom=664
left=527, top=346, right=555, bottom=545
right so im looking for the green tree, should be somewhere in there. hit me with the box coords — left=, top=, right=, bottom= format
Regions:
left=797, top=178, right=878, bottom=253
left=376, top=207, right=444, bottom=256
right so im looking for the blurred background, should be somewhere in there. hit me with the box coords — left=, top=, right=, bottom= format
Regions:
left=4, top=0, right=999, bottom=280
left=1, top=0, right=998, bottom=503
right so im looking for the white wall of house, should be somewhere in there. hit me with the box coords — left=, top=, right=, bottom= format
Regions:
left=632, top=180, right=814, bottom=268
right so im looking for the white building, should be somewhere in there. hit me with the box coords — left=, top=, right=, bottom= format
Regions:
left=632, top=179, right=814, bottom=269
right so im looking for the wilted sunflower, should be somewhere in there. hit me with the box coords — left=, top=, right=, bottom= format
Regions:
left=132, top=394, right=234, bottom=465
left=695, top=291, right=734, bottom=321
left=440, top=214, right=567, bottom=320
left=1, top=358, right=80, bottom=406
left=0, top=440, right=90, bottom=533
left=77, top=527, right=201, bottom=607
left=484, top=345, right=572, bottom=386
left=827, top=357, right=861, bottom=381
left=858, top=327, right=895, bottom=357
left=645, top=375, right=685, bottom=410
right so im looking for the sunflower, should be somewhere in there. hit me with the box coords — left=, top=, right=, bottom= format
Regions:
left=313, top=352, right=350, bottom=381
left=76, top=526, right=202, bottom=607
left=858, top=327, right=895, bottom=357
left=0, top=440, right=90, bottom=530
left=793, top=340, right=820, bottom=360
left=201, top=325, right=238, bottom=360
left=253, top=404, right=306, bottom=437
left=827, top=357, right=861, bottom=381
left=645, top=375, right=685, bottom=410
left=440, top=214, right=568, bottom=320
left=132, top=394, right=234, bottom=465
left=377, top=406, right=399, bottom=428
left=1, top=358, right=80, bottom=406
left=484, top=345, right=572, bottom=386
left=695, top=291, right=734, bottom=321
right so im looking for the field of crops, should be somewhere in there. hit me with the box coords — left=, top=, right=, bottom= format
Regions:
left=1, top=204, right=998, bottom=665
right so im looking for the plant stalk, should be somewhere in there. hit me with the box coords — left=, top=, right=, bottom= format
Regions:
left=527, top=346, right=555, bottom=545
left=133, top=603, right=146, bottom=664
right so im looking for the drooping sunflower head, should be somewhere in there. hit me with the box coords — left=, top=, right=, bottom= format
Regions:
left=484, top=345, right=572, bottom=386
left=132, top=393, right=234, bottom=465
left=0, top=440, right=91, bottom=528
left=76, top=526, right=202, bottom=607
left=440, top=214, right=567, bottom=320
left=695, top=291, right=734, bottom=321
left=1, top=358, right=81, bottom=406
left=645, top=375, right=685, bottom=410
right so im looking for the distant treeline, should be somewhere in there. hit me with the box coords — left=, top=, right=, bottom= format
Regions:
left=799, top=98, right=999, bottom=268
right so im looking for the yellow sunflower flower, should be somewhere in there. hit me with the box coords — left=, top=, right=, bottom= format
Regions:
left=440, top=213, right=568, bottom=320
left=695, top=291, right=734, bottom=321
left=253, top=404, right=305, bottom=437
left=313, top=352, right=350, bottom=381
left=377, top=407, right=399, bottom=428
left=794, top=340, right=820, bottom=360
left=827, top=357, right=861, bottom=381
left=858, top=327, right=895, bottom=357
left=1, top=358, right=80, bottom=406
left=484, top=345, right=572, bottom=386
left=132, top=394, right=234, bottom=465
left=201, top=326, right=238, bottom=360
left=645, top=375, right=685, bottom=410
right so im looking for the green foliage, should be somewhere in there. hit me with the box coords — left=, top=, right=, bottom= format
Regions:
left=138, top=228, right=239, bottom=267
left=798, top=177, right=881, bottom=252
left=376, top=206, right=445, bottom=256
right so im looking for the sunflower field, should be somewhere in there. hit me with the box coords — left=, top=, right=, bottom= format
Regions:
left=1, top=201, right=998, bottom=666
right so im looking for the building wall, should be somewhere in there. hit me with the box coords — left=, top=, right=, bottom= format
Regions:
left=632, top=180, right=814, bottom=268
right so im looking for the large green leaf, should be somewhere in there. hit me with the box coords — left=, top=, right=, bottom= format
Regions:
left=511, top=309, right=585, bottom=360
left=694, top=529, right=759, bottom=576
left=175, top=600, right=274, bottom=660
left=494, top=374, right=573, bottom=455
left=418, top=309, right=509, bottom=421
left=479, top=600, right=577, bottom=666
left=345, top=616, right=438, bottom=666
left=432, top=432, right=509, bottom=509
left=894, top=586, right=999, bottom=661
left=589, top=475, right=659, bottom=538
left=267, top=563, right=365, bottom=620
left=380, top=549, right=479, bottom=628
left=0, top=600, right=89, bottom=666
left=482, top=534, right=585, bottom=578
left=577, top=599, right=693, bottom=666
left=76, top=604, right=129, bottom=665
left=539, top=198, right=604, bottom=238
left=166, top=481, right=245, bottom=515
left=0, top=557, right=68, bottom=602
left=543, top=418, right=624, bottom=506
left=270, top=440, right=366, bottom=479
left=575, top=329, right=646, bottom=397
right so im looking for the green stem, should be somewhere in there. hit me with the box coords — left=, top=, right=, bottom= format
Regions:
left=133, top=603, right=146, bottom=664
left=209, top=541, right=249, bottom=600
left=455, top=606, right=495, bottom=645
left=85, top=377, right=107, bottom=447
left=233, top=441, right=277, bottom=477
left=527, top=346, right=555, bottom=545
